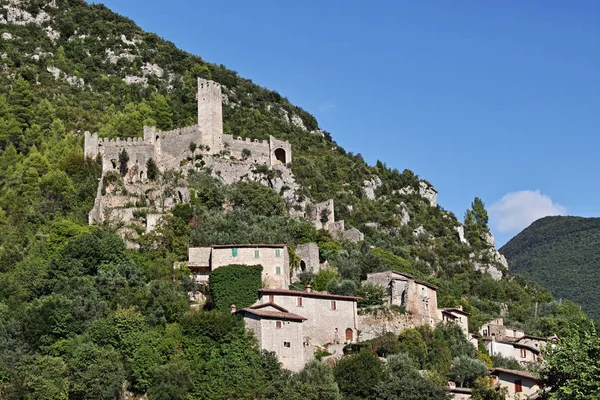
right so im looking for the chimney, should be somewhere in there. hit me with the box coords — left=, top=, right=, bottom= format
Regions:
left=456, top=305, right=463, bottom=311
left=305, top=284, right=312, bottom=293
left=230, top=304, right=237, bottom=314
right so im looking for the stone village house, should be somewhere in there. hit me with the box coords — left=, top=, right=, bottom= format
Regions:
left=237, top=287, right=359, bottom=372
left=479, top=318, right=555, bottom=365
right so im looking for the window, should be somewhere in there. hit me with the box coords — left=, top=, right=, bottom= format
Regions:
left=297, top=297, right=303, bottom=307
left=283, top=341, right=291, bottom=348
left=276, top=266, right=281, bottom=275
left=232, top=247, right=238, bottom=257
left=276, top=321, right=282, bottom=329
left=275, top=248, right=281, bottom=257
left=330, top=301, right=337, bottom=310
left=520, top=348, right=527, bottom=358
left=254, top=249, right=260, bottom=258
left=514, top=379, right=522, bottom=393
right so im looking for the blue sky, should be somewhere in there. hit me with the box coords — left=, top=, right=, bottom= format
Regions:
left=93, top=0, right=600, bottom=246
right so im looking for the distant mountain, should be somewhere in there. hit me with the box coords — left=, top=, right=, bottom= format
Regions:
left=500, top=216, right=600, bottom=319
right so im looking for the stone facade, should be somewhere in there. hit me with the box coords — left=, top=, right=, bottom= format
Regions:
left=237, top=303, right=307, bottom=372
left=479, top=318, right=524, bottom=341
left=180, top=244, right=290, bottom=289
left=366, top=271, right=440, bottom=327
left=293, top=242, right=320, bottom=281
left=257, top=289, right=359, bottom=349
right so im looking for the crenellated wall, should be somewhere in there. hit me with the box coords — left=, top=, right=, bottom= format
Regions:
left=86, top=77, right=295, bottom=227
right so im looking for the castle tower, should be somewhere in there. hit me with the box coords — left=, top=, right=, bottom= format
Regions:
left=197, top=78, right=223, bottom=154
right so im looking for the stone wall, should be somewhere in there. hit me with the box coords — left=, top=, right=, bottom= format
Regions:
left=358, top=309, right=432, bottom=341
left=294, top=243, right=320, bottom=277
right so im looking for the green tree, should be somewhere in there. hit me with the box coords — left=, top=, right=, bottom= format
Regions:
left=397, top=329, right=428, bottom=368
left=20, top=355, right=69, bottom=400
left=118, top=148, right=129, bottom=176
left=539, top=326, right=600, bottom=399
left=333, top=350, right=385, bottom=400
left=449, top=355, right=488, bottom=388
left=9, top=76, right=34, bottom=130
left=229, top=181, right=286, bottom=217
left=146, top=158, right=159, bottom=181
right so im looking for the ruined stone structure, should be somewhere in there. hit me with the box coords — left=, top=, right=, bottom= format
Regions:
left=292, top=242, right=321, bottom=281
left=85, top=78, right=294, bottom=231
left=366, top=271, right=440, bottom=327
left=178, top=244, right=290, bottom=289
left=85, top=79, right=292, bottom=173
left=361, top=270, right=473, bottom=341
left=309, top=199, right=364, bottom=243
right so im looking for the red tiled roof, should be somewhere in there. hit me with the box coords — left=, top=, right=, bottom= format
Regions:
left=237, top=303, right=307, bottom=322
left=211, top=243, right=287, bottom=249
left=259, top=288, right=359, bottom=301
left=440, top=307, right=471, bottom=316
left=385, top=270, right=439, bottom=290
left=489, top=368, right=537, bottom=380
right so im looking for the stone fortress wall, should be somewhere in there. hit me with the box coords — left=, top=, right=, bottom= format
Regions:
left=84, top=78, right=293, bottom=182
left=85, top=78, right=295, bottom=227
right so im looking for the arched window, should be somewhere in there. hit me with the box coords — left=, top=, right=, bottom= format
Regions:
left=274, top=148, right=287, bottom=164
left=300, top=260, right=306, bottom=272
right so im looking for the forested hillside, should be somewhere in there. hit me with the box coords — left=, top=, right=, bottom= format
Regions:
left=0, top=0, right=592, bottom=398
left=500, top=216, right=600, bottom=320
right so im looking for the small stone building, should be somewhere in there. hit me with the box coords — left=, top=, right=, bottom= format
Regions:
left=438, top=307, right=470, bottom=338
left=181, top=244, right=290, bottom=289
left=237, top=303, right=307, bottom=372
left=489, top=368, right=541, bottom=399
left=366, top=270, right=439, bottom=326
left=485, top=339, right=540, bottom=365
left=479, top=317, right=525, bottom=341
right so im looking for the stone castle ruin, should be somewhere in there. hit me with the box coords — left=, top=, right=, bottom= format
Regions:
left=85, top=78, right=292, bottom=185
left=85, top=77, right=361, bottom=244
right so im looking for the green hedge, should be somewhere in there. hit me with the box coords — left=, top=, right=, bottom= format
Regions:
left=209, top=264, right=263, bottom=311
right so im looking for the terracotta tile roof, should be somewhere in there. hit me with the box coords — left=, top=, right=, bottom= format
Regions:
left=211, top=243, right=287, bottom=249
left=259, top=288, right=359, bottom=301
left=440, top=307, right=471, bottom=316
left=384, top=270, right=439, bottom=290
left=489, top=368, right=537, bottom=380
left=237, top=302, right=307, bottom=322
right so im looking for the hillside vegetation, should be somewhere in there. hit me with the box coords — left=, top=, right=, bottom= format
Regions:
left=500, top=216, right=600, bottom=320
left=0, top=0, right=592, bottom=398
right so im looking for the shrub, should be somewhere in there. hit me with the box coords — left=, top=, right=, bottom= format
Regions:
left=146, top=158, right=159, bottom=181
left=209, top=264, right=262, bottom=311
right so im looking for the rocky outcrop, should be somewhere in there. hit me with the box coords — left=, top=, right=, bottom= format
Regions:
left=454, top=225, right=468, bottom=244
left=395, top=181, right=438, bottom=207
left=363, top=176, right=382, bottom=200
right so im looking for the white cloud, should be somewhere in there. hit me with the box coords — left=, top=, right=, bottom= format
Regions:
left=489, top=190, right=566, bottom=234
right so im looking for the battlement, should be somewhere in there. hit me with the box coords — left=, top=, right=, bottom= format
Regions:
left=143, top=125, right=201, bottom=142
